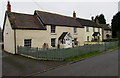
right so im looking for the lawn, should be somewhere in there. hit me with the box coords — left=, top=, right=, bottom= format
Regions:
left=64, top=46, right=120, bottom=61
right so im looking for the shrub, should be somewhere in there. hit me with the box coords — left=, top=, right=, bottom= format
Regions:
left=91, top=38, right=100, bottom=42
left=102, top=38, right=118, bottom=42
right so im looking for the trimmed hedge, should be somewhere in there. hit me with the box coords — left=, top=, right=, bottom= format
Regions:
left=102, top=38, right=118, bottom=42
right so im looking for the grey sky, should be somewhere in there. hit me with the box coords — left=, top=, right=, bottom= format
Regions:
left=118, top=1, right=120, bottom=11
left=0, top=0, right=119, bottom=28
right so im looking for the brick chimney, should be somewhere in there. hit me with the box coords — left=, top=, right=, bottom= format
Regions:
left=73, top=11, right=76, bottom=19
left=7, top=1, right=11, bottom=12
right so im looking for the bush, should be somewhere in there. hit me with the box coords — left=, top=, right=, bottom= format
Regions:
left=102, top=38, right=118, bottom=42
left=91, top=38, right=100, bottom=42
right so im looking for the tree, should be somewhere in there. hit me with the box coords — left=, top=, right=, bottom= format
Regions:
left=111, top=12, right=120, bottom=38
left=94, top=15, right=99, bottom=23
left=0, top=27, right=2, bottom=42
left=94, top=14, right=106, bottom=24
left=98, top=14, right=106, bottom=24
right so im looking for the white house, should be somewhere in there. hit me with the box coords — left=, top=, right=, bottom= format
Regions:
left=3, top=1, right=85, bottom=54
left=100, top=24, right=112, bottom=39
left=77, top=18, right=102, bottom=42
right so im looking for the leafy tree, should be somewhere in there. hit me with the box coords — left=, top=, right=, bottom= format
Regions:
left=111, top=12, right=120, bottom=38
left=98, top=14, right=106, bottom=24
left=94, top=14, right=106, bottom=24
left=0, top=27, right=2, bottom=42
left=94, top=15, right=99, bottom=23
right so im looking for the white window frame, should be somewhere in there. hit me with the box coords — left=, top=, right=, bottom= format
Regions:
left=51, top=25, right=56, bottom=33
left=98, top=28, right=100, bottom=32
left=87, top=36, right=89, bottom=42
left=93, top=27, right=95, bottom=32
left=51, top=38, right=56, bottom=47
left=24, top=39, right=32, bottom=47
left=86, top=27, right=89, bottom=32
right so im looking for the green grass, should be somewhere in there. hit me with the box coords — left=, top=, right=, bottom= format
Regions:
left=108, top=46, right=120, bottom=50
left=65, top=46, right=120, bottom=61
left=64, top=51, right=104, bottom=61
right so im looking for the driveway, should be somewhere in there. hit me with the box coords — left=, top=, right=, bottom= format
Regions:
left=36, top=50, right=119, bottom=76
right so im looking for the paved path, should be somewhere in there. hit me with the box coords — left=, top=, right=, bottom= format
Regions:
left=36, top=50, right=119, bottom=76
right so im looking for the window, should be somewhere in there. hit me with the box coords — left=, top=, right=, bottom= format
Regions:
left=51, top=38, right=56, bottom=47
left=63, top=39, right=66, bottom=44
left=86, top=27, right=89, bottom=32
left=24, top=39, right=32, bottom=47
left=51, top=25, right=56, bottom=33
left=106, top=34, right=110, bottom=38
left=98, top=28, right=100, bottom=32
left=87, top=36, right=89, bottom=41
left=106, top=30, right=108, bottom=33
left=74, top=27, right=77, bottom=33
left=93, top=27, right=95, bottom=32
left=74, top=38, right=77, bottom=41
left=74, top=38, right=78, bottom=45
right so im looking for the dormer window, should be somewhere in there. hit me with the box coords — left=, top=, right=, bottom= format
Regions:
left=93, top=27, right=95, bottom=32
left=74, top=27, right=77, bottom=34
left=51, top=25, right=56, bottom=33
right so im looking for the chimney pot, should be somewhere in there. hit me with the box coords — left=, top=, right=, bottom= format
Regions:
left=73, top=11, right=76, bottom=19
left=7, top=1, right=11, bottom=12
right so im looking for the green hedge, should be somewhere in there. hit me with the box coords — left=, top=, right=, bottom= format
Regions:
left=102, top=38, right=118, bottom=42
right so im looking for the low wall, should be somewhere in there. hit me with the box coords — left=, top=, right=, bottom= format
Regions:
left=84, top=42, right=104, bottom=45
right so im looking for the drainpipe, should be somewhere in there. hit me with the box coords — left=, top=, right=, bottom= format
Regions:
left=14, top=29, right=17, bottom=54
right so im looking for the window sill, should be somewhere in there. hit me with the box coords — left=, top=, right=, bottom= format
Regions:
left=74, top=33, right=78, bottom=35
left=51, top=33, right=57, bottom=35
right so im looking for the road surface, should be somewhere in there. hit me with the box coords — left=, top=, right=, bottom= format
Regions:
left=36, top=50, right=119, bottom=76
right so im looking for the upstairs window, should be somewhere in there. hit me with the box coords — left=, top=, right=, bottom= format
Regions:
left=51, top=38, right=56, bottom=47
left=98, top=28, right=100, bottom=32
left=86, top=27, right=89, bottom=32
left=93, top=27, right=95, bottom=32
left=74, top=27, right=77, bottom=34
left=51, top=25, right=56, bottom=33
left=106, top=30, right=108, bottom=33
left=24, top=39, right=32, bottom=47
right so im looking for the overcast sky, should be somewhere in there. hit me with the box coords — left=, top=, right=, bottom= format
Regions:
left=0, top=0, right=119, bottom=29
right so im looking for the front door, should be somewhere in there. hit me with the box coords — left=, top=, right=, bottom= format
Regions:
left=66, top=39, right=72, bottom=48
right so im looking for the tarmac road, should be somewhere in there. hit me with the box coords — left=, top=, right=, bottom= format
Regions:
left=0, top=43, right=2, bottom=77
left=36, top=50, right=119, bottom=76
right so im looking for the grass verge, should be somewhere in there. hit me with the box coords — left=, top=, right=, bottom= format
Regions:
left=65, top=46, right=120, bottom=61
left=64, top=51, right=104, bottom=61
left=108, top=46, right=120, bottom=50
